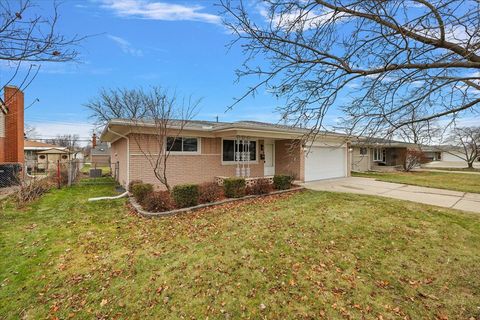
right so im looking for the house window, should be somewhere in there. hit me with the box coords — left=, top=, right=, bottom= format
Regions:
left=359, top=147, right=368, bottom=155
left=373, top=148, right=385, bottom=162
left=39, top=155, right=46, bottom=160
left=166, top=137, right=199, bottom=153
left=222, top=139, right=257, bottom=162
left=61, top=155, right=68, bottom=160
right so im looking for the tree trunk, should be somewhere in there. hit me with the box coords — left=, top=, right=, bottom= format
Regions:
left=468, top=162, right=474, bottom=168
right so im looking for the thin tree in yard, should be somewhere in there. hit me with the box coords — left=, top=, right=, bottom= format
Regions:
left=400, top=149, right=429, bottom=172
left=0, top=0, right=82, bottom=99
left=442, top=126, right=480, bottom=168
left=221, top=0, right=480, bottom=139
left=86, top=87, right=199, bottom=191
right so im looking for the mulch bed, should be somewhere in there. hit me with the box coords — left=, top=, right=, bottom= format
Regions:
left=128, top=187, right=305, bottom=218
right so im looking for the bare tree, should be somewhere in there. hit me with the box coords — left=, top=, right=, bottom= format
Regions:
left=86, top=87, right=199, bottom=191
left=46, top=134, right=80, bottom=150
left=0, top=0, right=82, bottom=100
left=443, top=126, right=480, bottom=168
left=221, top=0, right=480, bottom=139
left=24, top=124, right=38, bottom=140
left=85, top=88, right=149, bottom=126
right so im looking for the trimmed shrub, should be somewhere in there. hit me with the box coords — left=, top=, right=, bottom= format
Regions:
left=223, top=177, right=246, bottom=198
left=248, top=178, right=273, bottom=195
left=198, top=182, right=223, bottom=204
left=172, top=184, right=199, bottom=208
left=142, top=191, right=173, bottom=212
left=131, top=183, right=154, bottom=203
left=273, top=175, right=294, bottom=190
left=128, top=180, right=143, bottom=191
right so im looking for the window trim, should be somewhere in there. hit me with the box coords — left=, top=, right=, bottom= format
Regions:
left=373, top=148, right=386, bottom=162
left=165, top=136, right=201, bottom=155
left=221, top=138, right=258, bottom=165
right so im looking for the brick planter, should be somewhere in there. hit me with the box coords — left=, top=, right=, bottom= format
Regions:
left=129, top=186, right=304, bottom=218
left=215, top=176, right=274, bottom=187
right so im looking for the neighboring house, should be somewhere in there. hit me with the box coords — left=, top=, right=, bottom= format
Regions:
left=422, top=147, right=442, bottom=162
left=352, top=140, right=480, bottom=171
left=422, top=146, right=480, bottom=168
left=71, top=149, right=85, bottom=160
left=0, top=86, right=24, bottom=164
left=24, top=140, right=71, bottom=171
left=100, top=119, right=351, bottom=190
left=89, top=142, right=110, bottom=166
left=351, top=138, right=416, bottom=172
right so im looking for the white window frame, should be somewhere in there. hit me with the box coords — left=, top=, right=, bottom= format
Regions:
left=373, top=148, right=386, bottom=162
left=165, top=136, right=201, bottom=155
left=221, top=138, right=258, bottom=165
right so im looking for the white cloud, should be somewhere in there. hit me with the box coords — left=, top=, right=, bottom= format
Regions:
left=100, top=0, right=221, bottom=25
left=107, top=35, right=143, bottom=57
left=257, top=4, right=346, bottom=31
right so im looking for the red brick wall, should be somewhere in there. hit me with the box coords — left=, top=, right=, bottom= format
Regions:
left=128, top=135, right=265, bottom=190
left=4, top=86, right=24, bottom=163
left=275, top=139, right=304, bottom=180
left=0, top=137, right=4, bottom=162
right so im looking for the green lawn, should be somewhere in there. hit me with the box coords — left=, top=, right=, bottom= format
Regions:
left=353, top=171, right=480, bottom=193
left=1, top=182, right=479, bottom=319
left=425, top=167, right=480, bottom=173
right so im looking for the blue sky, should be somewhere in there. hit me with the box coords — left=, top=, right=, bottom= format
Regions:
left=14, top=0, right=327, bottom=142
left=5, top=0, right=478, bottom=144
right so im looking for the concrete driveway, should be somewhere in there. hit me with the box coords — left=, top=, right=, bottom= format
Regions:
left=303, top=177, right=480, bottom=213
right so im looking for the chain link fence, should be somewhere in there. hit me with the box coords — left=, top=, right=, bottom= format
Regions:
left=0, top=159, right=120, bottom=204
left=1, top=158, right=118, bottom=190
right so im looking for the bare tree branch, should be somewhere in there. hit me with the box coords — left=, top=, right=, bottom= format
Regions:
left=0, top=0, right=83, bottom=103
left=221, top=0, right=480, bottom=139
left=85, top=87, right=200, bottom=191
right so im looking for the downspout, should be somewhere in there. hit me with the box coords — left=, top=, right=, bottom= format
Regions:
left=88, top=126, right=130, bottom=202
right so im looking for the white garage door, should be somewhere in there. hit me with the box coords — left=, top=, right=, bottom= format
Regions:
left=305, top=147, right=346, bottom=181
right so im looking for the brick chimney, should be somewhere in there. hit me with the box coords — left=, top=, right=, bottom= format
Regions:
left=0, top=100, right=5, bottom=163
left=3, top=86, right=24, bottom=163
left=92, top=133, right=97, bottom=148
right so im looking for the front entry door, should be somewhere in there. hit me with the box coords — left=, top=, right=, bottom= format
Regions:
left=264, top=143, right=275, bottom=176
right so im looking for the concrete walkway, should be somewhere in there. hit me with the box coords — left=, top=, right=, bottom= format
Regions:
left=303, top=177, right=480, bottom=213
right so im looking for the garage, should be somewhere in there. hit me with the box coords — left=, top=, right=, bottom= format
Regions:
left=304, top=146, right=347, bottom=181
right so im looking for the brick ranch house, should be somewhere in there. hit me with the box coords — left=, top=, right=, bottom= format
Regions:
left=350, top=138, right=416, bottom=172
left=100, top=119, right=352, bottom=190
left=0, top=86, right=24, bottom=164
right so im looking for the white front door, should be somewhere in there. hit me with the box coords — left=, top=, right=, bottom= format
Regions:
left=264, top=143, right=275, bottom=176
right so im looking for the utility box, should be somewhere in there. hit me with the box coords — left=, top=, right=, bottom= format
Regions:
left=89, top=168, right=102, bottom=178
left=0, top=163, right=22, bottom=187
